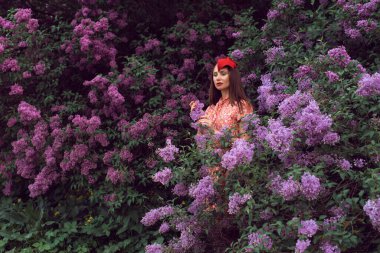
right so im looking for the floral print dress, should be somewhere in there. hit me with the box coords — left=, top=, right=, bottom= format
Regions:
left=203, top=96, right=253, bottom=138
left=200, top=97, right=253, bottom=181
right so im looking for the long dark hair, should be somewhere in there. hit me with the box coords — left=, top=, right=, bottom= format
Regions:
left=209, top=66, right=252, bottom=113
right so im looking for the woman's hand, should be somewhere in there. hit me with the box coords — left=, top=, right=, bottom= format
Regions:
left=197, top=116, right=212, bottom=128
left=189, top=100, right=197, bottom=111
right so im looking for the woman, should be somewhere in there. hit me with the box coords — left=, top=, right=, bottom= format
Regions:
left=190, top=56, right=253, bottom=142
left=189, top=56, right=254, bottom=251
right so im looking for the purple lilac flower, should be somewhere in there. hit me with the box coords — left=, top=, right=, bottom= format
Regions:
left=353, top=158, right=366, bottom=168
left=299, top=219, right=319, bottom=237
left=107, top=85, right=125, bottom=107
left=28, top=166, right=59, bottom=198
left=172, top=183, right=188, bottom=196
left=267, top=9, right=280, bottom=20
left=106, top=167, right=125, bottom=184
left=356, top=72, right=380, bottom=97
left=265, top=119, right=293, bottom=153
left=265, top=46, right=285, bottom=64
left=231, top=49, right=244, bottom=60
left=221, top=139, right=255, bottom=170
left=279, top=176, right=300, bottom=201
left=232, top=31, right=241, bottom=38
left=293, top=100, right=337, bottom=146
left=338, top=159, right=351, bottom=170
left=152, top=167, right=172, bottom=185
left=327, top=46, right=351, bottom=67
left=14, top=8, right=32, bottom=23
left=325, top=71, right=339, bottom=82
left=7, top=117, right=17, bottom=128
left=257, top=74, right=289, bottom=113
left=27, top=19, right=39, bottom=33
left=294, top=65, right=314, bottom=80
left=356, top=20, right=377, bottom=32
left=322, top=132, right=340, bottom=145
left=320, top=241, right=341, bottom=253
left=246, top=232, right=273, bottom=252
left=189, top=176, right=215, bottom=202
left=145, top=243, right=163, bottom=253
left=278, top=91, right=312, bottom=118
left=9, top=83, right=23, bottom=95
left=345, top=28, right=361, bottom=38
left=298, top=78, right=312, bottom=91
left=156, top=139, right=179, bottom=162
left=300, top=172, right=321, bottom=200
left=363, top=197, right=380, bottom=232
left=190, top=100, right=205, bottom=121
left=33, top=61, right=45, bottom=75
left=141, top=205, right=174, bottom=226
left=228, top=193, right=252, bottom=214
left=144, top=39, right=160, bottom=51
left=194, top=134, right=207, bottom=150
left=295, top=239, right=311, bottom=253
left=159, top=222, right=170, bottom=233
left=18, top=101, right=41, bottom=124
left=1, top=58, right=20, bottom=72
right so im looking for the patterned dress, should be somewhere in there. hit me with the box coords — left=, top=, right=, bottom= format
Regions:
left=203, top=96, right=253, bottom=138
left=199, top=97, right=254, bottom=182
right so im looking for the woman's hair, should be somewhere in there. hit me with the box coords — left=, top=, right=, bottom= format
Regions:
left=209, top=66, right=252, bottom=113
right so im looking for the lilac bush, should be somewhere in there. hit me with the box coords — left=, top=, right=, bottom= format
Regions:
left=1, top=1, right=380, bottom=252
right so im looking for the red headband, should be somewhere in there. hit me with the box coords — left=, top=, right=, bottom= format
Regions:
left=217, top=57, right=237, bottom=70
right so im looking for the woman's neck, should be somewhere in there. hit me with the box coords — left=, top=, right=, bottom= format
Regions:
left=221, top=89, right=229, bottom=100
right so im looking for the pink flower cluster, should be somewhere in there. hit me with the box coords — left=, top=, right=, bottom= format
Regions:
left=156, top=139, right=179, bottom=163
left=152, top=167, right=172, bottom=185
left=17, top=101, right=41, bottom=124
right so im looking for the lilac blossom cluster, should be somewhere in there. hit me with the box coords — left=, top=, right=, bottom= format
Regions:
left=327, top=46, right=351, bottom=67
left=168, top=217, right=203, bottom=251
left=265, top=119, right=293, bottom=154
left=337, top=0, right=379, bottom=39
left=320, top=241, right=341, bottom=253
left=145, top=243, right=163, bottom=253
left=188, top=176, right=215, bottom=214
left=231, top=49, right=245, bottom=60
left=61, top=3, right=127, bottom=70
left=265, top=46, right=285, bottom=64
left=190, top=100, right=205, bottom=121
left=295, top=239, right=311, bottom=253
left=9, top=83, right=23, bottom=95
left=257, top=74, right=288, bottom=113
left=156, top=139, right=179, bottom=163
left=141, top=205, right=174, bottom=226
left=363, top=197, right=380, bottom=232
left=172, top=182, right=188, bottom=196
left=228, top=193, right=252, bottom=214
left=17, top=101, right=41, bottom=125
left=300, top=172, right=321, bottom=200
left=298, top=219, right=319, bottom=237
left=72, top=115, right=101, bottom=134
left=356, top=72, right=380, bottom=97
left=246, top=232, right=273, bottom=252
left=152, top=167, right=172, bottom=185
left=106, top=167, right=125, bottom=184
left=270, top=172, right=321, bottom=201
left=291, top=99, right=340, bottom=146
left=221, top=139, right=255, bottom=170
left=136, top=38, right=160, bottom=55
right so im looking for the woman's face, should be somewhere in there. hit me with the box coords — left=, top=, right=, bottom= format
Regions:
left=213, top=64, right=230, bottom=91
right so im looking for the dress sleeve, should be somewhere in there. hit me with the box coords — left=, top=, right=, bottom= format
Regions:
left=236, top=100, right=253, bottom=122
left=203, top=105, right=215, bottom=122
